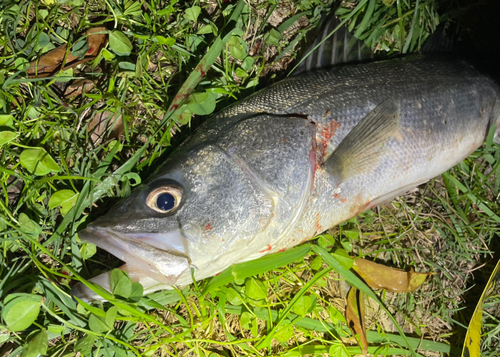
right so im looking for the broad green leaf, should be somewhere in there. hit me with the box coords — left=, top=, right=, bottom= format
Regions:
left=15, top=57, right=29, bottom=70
left=3, top=297, right=42, bottom=332
left=310, top=255, right=322, bottom=270
left=129, top=282, right=144, bottom=302
left=264, top=28, right=283, bottom=46
left=228, top=35, right=247, bottom=60
left=21, top=329, right=47, bottom=357
left=328, top=305, right=346, bottom=324
left=118, top=61, right=136, bottom=71
left=19, top=213, right=42, bottom=238
left=226, top=287, right=243, bottom=305
left=75, top=334, right=95, bottom=355
left=109, top=31, right=133, bottom=56
left=106, top=306, right=117, bottom=329
left=184, top=6, right=201, bottom=22
left=245, top=277, right=267, bottom=300
left=110, top=269, right=132, bottom=298
left=292, top=295, right=313, bottom=316
left=0, top=114, right=14, bottom=126
left=35, top=33, right=50, bottom=51
left=275, top=325, right=294, bottom=343
left=329, top=343, right=351, bottom=357
left=344, top=229, right=360, bottom=241
left=317, top=234, right=335, bottom=249
left=332, top=249, right=353, bottom=270
left=153, top=36, right=175, bottom=46
left=240, top=312, right=258, bottom=337
left=27, top=106, right=40, bottom=119
left=241, top=56, right=254, bottom=72
left=186, top=92, right=216, bottom=115
left=48, top=189, right=79, bottom=215
left=81, top=242, right=97, bottom=260
left=19, top=147, right=60, bottom=176
left=0, top=131, right=17, bottom=146
left=47, top=324, right=65, bottom=334
left=341, top=239, right=353, bottom=252
left=0, top=332, right=9, bottom=344
left=71, top=38, right=89, bottom=59
left=197, top=25, right=213, bottom=34
left=102, top=48, right=115, bottom=61
left=88, top=314, right=111, bottom=333
left=235, top=68, right=248, bottom=78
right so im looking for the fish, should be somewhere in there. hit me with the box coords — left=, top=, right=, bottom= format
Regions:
left=72, top=26, right=500, bottom=302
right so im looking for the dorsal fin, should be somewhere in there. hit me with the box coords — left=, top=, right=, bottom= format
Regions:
left=293, top=8, right=374, bottom=74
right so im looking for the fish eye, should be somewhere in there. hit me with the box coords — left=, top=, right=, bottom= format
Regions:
left=146, top=186, right=182, bottom=213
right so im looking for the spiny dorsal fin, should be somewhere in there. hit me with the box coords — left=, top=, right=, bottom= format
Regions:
left=294, top=8, right=374, bottom=74
left=324, top=99, right=400, bottom=183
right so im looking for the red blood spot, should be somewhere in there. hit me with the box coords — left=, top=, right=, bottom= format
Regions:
left=259, top=244, right=272, bottom=253
left=171, top=104, right=178, bottom=111
left=87, top=46, right=94, bottom=55
left=205, top=223, right=212, bottom=231
left=315, top=213, right=322, bottom=233
left=334, top=193, right=347, bottom=203
left=216, top=272, right=221, bottom=276
left=278, top=248, right=286, bottom=252
left=318, top=120, right=341, bottom=159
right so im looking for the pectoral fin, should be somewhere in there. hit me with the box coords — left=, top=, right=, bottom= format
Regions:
left=324, top=99, right=400, bottom=183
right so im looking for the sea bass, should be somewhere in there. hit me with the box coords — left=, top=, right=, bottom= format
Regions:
left=73, top=55, right=500, bottom=301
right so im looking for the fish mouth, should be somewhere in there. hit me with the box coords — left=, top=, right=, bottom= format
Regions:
left=78, top=226, right=191, bottom=286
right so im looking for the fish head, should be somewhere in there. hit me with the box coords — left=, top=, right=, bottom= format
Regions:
left=76, top=137, right=275, bottom=298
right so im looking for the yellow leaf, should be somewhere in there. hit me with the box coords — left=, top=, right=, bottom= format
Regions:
left=462, top=258, right=500, bottom=357
left=345, top=287, right=368, bottom=356
left=353, top=258, right=432, bottom=292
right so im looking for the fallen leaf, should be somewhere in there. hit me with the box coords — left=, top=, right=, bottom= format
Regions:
left=352, top=258, right=432, bottom=293
left=345, top=287, right=368, bottom=356
left=88, top=111, right=124, bottom=145
left=64, top=79, right=94, bottom=98
left=462, top=258, right=500, bottom=357
left=28, top=27, right=107, bottom=78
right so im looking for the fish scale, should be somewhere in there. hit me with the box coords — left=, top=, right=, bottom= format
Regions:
left=73, top=54, right=500, bottom=301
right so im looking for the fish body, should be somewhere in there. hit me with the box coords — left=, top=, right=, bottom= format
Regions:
left=74, top=55, right=500, bottom=300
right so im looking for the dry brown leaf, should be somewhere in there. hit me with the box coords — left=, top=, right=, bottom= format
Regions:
left=64, top=79, right=95, bottom=98
left=88, top=111, right=124, bottom=144
left=345, top=287, right=368, bottom=356
left=28, top=27, right=107, bottom=78
left=353, top=258, right=432, bottom=293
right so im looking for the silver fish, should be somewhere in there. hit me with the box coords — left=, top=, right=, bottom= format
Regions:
left=73, top=54, right=500, bottom=301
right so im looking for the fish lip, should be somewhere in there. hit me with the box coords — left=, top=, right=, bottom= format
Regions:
left=79, top=226, right=190, bottom=286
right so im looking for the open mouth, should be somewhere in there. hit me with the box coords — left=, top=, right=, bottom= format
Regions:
left=72, top=226, right=191, bottom=301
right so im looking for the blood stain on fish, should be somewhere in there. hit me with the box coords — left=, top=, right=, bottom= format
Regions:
left=318, top=120, right=341, bottom=160
left=204, top=223, right=212, bottom=231
left=259, top=244, right=272, bottom=253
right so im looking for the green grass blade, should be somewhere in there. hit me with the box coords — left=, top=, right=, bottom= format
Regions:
left=202, top=244, right=311, bottom=294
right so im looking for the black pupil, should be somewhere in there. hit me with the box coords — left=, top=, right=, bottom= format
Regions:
left=156, top=193, right=175, bottom=211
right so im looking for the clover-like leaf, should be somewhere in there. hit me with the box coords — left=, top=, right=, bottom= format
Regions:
left=48, top=189, right=79, bottom=215
left=109, top=31, right=133, bottom=56
left=19, top=147, right=60, bottom=176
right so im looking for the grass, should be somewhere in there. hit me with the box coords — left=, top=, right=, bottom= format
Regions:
left=1, top=0, right=499, bottom=356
